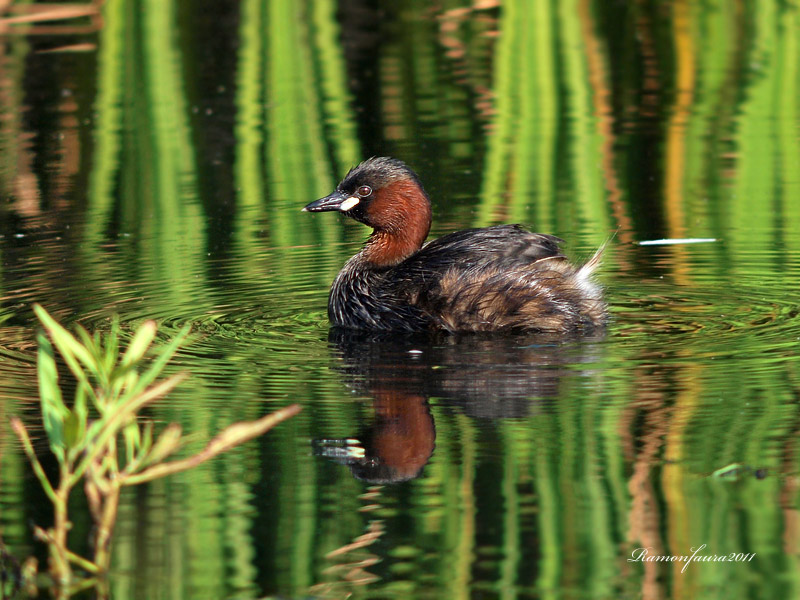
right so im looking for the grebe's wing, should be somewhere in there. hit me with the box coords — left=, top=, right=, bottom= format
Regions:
left=410, top=224, right=566, bottom=271
left=392, top=225, right=604, bottom=333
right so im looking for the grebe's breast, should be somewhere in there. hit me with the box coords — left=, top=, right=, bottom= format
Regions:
left=328, top=255, right=432, bottom=331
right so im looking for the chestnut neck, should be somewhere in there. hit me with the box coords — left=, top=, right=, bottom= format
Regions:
left=361, top=178, right=432, bottom=268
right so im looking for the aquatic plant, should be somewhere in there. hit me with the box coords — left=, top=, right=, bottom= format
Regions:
left=10, top=305, right=301, bottom=589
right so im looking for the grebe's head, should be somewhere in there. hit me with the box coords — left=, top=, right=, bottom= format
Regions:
left=303, top=157, right=431, bottom=235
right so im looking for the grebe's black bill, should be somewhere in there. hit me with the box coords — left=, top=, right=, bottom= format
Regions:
left=302, top=191, right=360, bottom=213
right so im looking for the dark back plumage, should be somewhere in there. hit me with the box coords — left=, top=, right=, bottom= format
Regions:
left=390, top=225, right=604, bottom=332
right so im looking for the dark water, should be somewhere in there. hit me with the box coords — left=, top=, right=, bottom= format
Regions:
left=1, top=1, right=800, bottom=599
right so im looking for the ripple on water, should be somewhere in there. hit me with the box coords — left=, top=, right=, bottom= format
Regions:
left=609, top=241, right=800, bottom=364
left=3, top=225, right=800, bottom=393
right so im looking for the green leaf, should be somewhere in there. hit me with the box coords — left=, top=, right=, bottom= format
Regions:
left=144, top=423, right=182, bottom=466
left=9, top=418, right=57, bottom=502
left=71, top=372, right=187, bottom=485
left=121, top=321, right=157, bottom=367
left=33, top=305, right=96, bottom=389
left=103, top=327, right=119, bottom=375
left=85, top=417, right=104, bottom=443
left=109, top=366, right=139, bottom=407
left=66, top=381, right=90, bottom=459
left=75, top=325, right=96, bottom=355
left=127, top=324, right=190, bottom=399
left=139, top=420, right=154, bottom=457
left=74, top=379, right=89, bottom=422
left=108, top=321, right=157, bottom=404
left=37, top=331, right=68, bottom=460
left=63, top=409, right=81, bottom=449
left=123, top=419, right=141, bottom=462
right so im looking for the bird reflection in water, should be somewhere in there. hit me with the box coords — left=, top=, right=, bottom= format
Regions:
left=313, top=328, right=603, bottom=484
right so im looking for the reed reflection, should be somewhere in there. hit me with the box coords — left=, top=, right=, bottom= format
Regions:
left=314, top=328, right=603, bottom=484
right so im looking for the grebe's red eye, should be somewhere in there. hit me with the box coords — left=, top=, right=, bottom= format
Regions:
left=357, top=185, right=372, bottom=197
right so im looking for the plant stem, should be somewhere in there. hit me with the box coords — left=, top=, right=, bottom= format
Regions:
left=124, top=404, right=301, bottom=485
left=50, top=469, right=73, bottom=585
left=92, top=440, right=120, bottom=574
left=70, top=373, right=187, bottom=485
left=64, top=549, right=101, bottom=574
left=92, top=481, right=120, bottom=574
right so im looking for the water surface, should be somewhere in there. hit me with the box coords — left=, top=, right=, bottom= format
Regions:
left=1, top=2, right=799, bottom=599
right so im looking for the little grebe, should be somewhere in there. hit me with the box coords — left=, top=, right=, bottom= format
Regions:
left=303, top=157, right=607, bottom=333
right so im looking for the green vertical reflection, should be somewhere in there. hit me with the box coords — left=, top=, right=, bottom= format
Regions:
left=452, top=413, right=478, bottom=599
left=557, top=0, right=611, bottom=242
left=265, top=1, right=336, bottom=249
left=85, top=0, right=124, bottom=244
left=86, top=0, right=207, bottom=311
left=729, top=2, right=779, bottom=261
left=311, top=0, right=361, bottom=175
left=233, top=0, right=266, bottom=275
left=479, top=0, right=610, bottom=244
left=234, top=0, right=361, bottom=286
left=0, top=423, right=27, bottom=551
left=775, top=5, right=800, bottom=257
left=498, top=421, right=522, bottom=600
left=516, top=0, right=558, bottom=228
left=408, top=406, right=479, bottom=600
left=680, top=1, right=737, bottom=246
left=478, top=0, right=522, bottom=227
left=84, top=0, right=248, bottom=592
left=533, top=410, right=561, bottom=597
left=581, top=393, right=615, bottom=596
left=141, top=0, right=205, bottom=306
left=271, top=417, right=316, bottom=595
left=665, top=368, right=798, bottom=599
